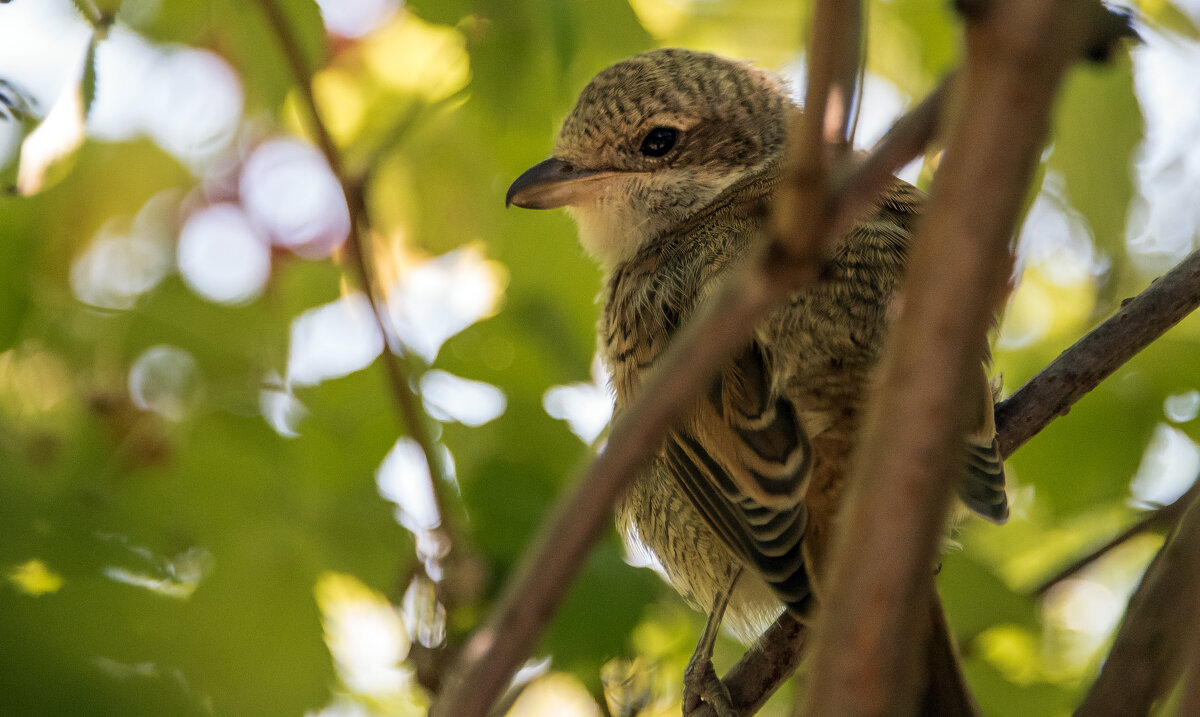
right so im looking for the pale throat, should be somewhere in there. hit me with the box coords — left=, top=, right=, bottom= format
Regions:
left=565, top=169, right=743, bottom=267
left=566, top=200, right=651, bottom=266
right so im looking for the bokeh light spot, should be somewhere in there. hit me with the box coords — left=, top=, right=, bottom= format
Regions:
left=387, top=246, right=507, bottom=363
left=316, top=0, right=399, bottom=39
left=102, top=546, right=213, bottom=600
left=260, top=372, right=308, bottom=438
left=1165, top=390, right=1200, bottom=424
left=315, top=571, right=412, bottom=696
left=376, top=437, right=441, bottom=534
left=128, top=345, right=201, bottom=422
left=240, top=137, right=350, bottom=258
left=142, top=47, right=243, bottom=164
left=71, top=231, right=172, bottom=310
left=504, top=673, right=603, bottom=717
left=420, top=369, right=506, bottom=427
left=543, top=355, right=614, bottom=444
left=286, top=293, right=383, bottom=387
left=1130, top=423, right=1200, bottom=507
left=363, top=12, right=470, bottom=101
left=177, top=203, right=272, bottom=305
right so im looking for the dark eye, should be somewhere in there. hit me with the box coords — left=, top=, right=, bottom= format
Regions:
left=639, top=126, right=678, bottom=157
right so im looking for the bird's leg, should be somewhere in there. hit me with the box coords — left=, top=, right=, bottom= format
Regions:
left=683, top=563, right=742, bottom=717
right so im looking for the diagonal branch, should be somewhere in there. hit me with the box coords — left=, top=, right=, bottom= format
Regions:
left=253, top=0, right=456, bottom=533
left=998, top=248, right=1200, bottom=456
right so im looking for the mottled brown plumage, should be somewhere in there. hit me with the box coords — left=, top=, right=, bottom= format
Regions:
left=507, top=46, right=1007, bottom=681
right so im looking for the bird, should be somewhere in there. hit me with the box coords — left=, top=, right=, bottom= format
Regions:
left=506, top=48, right=1008, bottom=716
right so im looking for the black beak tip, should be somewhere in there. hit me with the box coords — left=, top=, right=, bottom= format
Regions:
left=506, top=157, right=570, bottom=210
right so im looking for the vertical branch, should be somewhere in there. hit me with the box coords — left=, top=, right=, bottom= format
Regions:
left=253, top=0, right=455, bottom=529
left=1076, top=491, right=1200, bottom=715
left=802, top=1, right=1132, bottom=715
left=813, top=1, right=863, bottom=151
left=771, top=0, right=863, bottom=266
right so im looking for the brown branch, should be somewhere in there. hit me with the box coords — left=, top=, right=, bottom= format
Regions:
left=253, top=0, right=455, bottom=530
left=919, top=589, right=979, bottom=716
left=770, top=1, right=863, bottom=267
left=1075, top=489, right=1200, bottom=715
left=809, top=0, right=864, bottom=151
left=802, top=1, right=1131, bottom=715
left=998, top=248, right=1200, bottom=457
left=1034, top=478, right=1200, bottom=597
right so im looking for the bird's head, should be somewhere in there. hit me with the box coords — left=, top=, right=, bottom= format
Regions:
left=506, top=48, right=792, bottom=265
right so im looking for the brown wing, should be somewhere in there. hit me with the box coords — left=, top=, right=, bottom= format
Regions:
left=662, top=339, right=814, bottom=611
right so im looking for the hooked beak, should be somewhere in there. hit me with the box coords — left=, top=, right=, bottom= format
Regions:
left=505, top=158, right=618, bottom=209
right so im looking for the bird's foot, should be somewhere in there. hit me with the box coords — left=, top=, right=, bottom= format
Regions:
left=682, top=656, right=735, bottom=717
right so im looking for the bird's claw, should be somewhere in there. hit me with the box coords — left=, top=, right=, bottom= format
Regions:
left=683, top=657, right=735, bottom=717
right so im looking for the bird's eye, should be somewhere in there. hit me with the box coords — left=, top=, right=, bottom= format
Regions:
left=639, top=126, right=678, bottom=157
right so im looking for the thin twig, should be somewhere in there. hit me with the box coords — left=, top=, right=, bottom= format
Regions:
left=769, top=0, right=863, bottom=265
left=802, top=1, right=1133, bottom=714
left=812, top=0, right=863, bottom=151
left=1034, top=479, right=1200, bottom=597
left=997, top=248, right=1200, bottom=457
left=253, top=0, right=455, bottom=529
left=1075, top=488, right=1200, bottom=715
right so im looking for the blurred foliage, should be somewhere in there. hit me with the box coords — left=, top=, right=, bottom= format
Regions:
left=0, top=1, right=1198, bottom=716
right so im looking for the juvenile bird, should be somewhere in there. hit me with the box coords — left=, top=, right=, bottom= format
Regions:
left=507, top=48, right=1007, bottom=715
